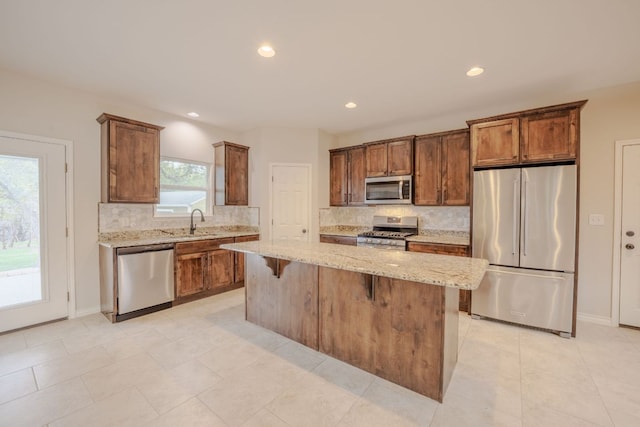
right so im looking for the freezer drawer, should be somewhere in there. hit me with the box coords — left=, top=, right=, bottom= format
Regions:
left=117, top=248, right=175, bottom=315
left=471, top=266, right=574, bottom=334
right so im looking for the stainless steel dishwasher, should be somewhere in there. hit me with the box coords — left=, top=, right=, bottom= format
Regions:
left=116, top=243, right=175, bottom=320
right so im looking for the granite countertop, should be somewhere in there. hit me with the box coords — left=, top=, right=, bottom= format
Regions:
left=98, top=226, right=260, bottom=248
left=319, top=226, right=470, bottom=246
left=221, top=240, right=487, bottom=290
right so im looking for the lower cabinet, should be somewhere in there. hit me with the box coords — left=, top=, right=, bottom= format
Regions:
left=174, top=235, right=257, bottom=304
left=319, top=235, right=357, bottom=245
left=407, top=242, right=471, bottom=312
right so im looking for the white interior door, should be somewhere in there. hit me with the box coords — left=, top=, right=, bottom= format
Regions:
left=620, top=143, right=640, bottom=327
left=0, top=135, right=69, bottom=332
left=271, top=164, right=310, bottom=241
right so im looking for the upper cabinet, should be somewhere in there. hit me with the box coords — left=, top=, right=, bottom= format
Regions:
left=468, top=100, right=587, bottom=168
left=330, top=146, right=365, bottom=206
left=97, top=113, right=163, bottom=203
left=365, top=136, right=414, bottom=177
left=414, top=129, right=469, bottom=206
left=213, top=141, right=249, bottom=206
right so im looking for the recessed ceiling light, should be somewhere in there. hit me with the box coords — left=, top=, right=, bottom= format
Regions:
left=466, top=66, right=484, bottom=77
left=257, top=45, right=275, bottom=58
left=187, top=112, right=200, bottom=118
left=345, top=102, right=357, bottom=109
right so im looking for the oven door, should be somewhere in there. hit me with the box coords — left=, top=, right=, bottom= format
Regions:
left=364, top=175, right=412, bottom=205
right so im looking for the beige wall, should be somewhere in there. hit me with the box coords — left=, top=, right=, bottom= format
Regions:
left=335, top=81, right=640, bottom=323
left=0, top=68, right=239, bottom=315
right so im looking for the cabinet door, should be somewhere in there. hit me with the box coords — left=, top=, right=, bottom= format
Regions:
left=234, top=234, right=259, bottom=283
left=520, top=108, right=578, bottom=163
left=329, top=150, right=348, bottom=206
left=175, top=252, right=207, bottom=297
left=209, top=249, right=234, bottom=289
left=347, top=147, right=365, bottom=205
left=225, top=145, right=249, bottom=205
left=365, top=143, right=388, bottom=177
left=442, top=131, right=470, bottom=206
left=109, top=120, right=160, bottom=203
left=387, top=139, right=413, bottom=176
left=470, top=118, right=519, bottom=167
left=414, top=136, right=441, bottom=205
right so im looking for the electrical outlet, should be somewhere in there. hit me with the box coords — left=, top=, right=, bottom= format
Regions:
left=589, top=214, right=605, bottom=226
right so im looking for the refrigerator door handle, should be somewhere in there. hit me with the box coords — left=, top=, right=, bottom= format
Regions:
left=513, top=179, right=518, bottom=255
left=523, top=178, right=528, bottom=256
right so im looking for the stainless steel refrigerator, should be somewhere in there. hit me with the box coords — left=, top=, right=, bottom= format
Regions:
left=471, top=164, right=577, bottom=336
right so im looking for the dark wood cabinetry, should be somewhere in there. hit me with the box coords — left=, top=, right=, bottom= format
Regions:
left=329, top=146, right=365, bottom=206
left=468, top=100, right=587, bottom=167
left=407, top=242, right=471, bottom=312
left=414, top=129, right=469, bottom=206
left=97, top=113, right=163, bottom=203
left=174, top=237, right=237, bottom=303
left=365, top=136, right=414, bottom=177
left=213, top=141, right=249, bottom=206
left=319, top=235, right=357, bottom=245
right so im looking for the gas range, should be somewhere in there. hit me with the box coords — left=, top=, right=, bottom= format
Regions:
left=356, top=216, right=418, bottom=250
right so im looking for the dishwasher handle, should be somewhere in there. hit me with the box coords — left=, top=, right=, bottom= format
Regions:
left=117, top=243, right=175, bottom=256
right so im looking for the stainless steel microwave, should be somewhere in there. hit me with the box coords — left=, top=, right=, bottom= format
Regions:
left=364, top=175, right=413, bottom=205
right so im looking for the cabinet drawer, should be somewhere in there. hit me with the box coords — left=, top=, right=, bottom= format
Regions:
left=175, top=237, right=234, bottom=255
left=320, top=235, right=357, bottom=246
left=407, top=242, right=469, bottom=257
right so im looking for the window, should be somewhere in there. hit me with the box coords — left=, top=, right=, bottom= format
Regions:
left=155, top=157, right=211, bottom=216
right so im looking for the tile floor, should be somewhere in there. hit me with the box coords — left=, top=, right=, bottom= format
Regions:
left=1, top=288, right=639, bottom=426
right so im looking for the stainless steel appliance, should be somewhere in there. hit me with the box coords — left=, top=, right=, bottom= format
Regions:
left=364, top=175, right=412, bottom=205
left=116, top=243, right=175, bottom=320
left=357, top=215, right=418, bottom=250
left=471, top=164, right=577, bottom=336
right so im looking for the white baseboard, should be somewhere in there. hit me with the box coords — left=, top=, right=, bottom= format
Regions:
left=577, top=312, right=614, bottom=326
left=73, top=306, right=101, bottom=319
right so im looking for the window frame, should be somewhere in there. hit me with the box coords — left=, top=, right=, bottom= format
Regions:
left=154, top=156, right=212, bottom=217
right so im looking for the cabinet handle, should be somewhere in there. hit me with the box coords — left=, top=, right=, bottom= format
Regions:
left=344, top=192, right=348, bottom=203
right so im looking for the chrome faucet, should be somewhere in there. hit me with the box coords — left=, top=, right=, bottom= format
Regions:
left=189, top=208, right=205, bottom=235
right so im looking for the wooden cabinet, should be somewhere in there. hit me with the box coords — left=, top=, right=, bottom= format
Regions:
left=319, top=235, right=357, bottom=246
left=233, top=234, right=260, bottom=284
left=520, top=108, right=579, bottom=163
left=174, top=237, right=237, bottom=303
left=407, top=242, right=471, bottom=312
left=213, top=141, right=249, bottom=206
left=329, top=146, right=365, bottom=206
left=365, top=136, right=414, bottom=177
left=318, top=266, right=458, bottom=401
left=468, top=100, right=587, bottom=167
left=97, top=113, right=163, bottom=203
left=414, top=129, right=469, bottom=206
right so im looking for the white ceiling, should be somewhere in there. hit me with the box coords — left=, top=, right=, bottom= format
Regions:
left=1, top=0, right=639, bottom=134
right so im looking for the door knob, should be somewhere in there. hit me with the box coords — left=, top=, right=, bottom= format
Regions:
left=626, top=231, right=635, bottom=237
left=626, top=243, right=635, bottom=250
left=302, top=229, right=307, bottom=234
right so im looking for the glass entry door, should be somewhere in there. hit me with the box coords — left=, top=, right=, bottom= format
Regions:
left=0, top=134, right=68, bottom=332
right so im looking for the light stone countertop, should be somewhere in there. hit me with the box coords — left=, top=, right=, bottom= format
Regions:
left=221, top=240, right=488, bottom=290
left=98, top=226, right=259, bottom=248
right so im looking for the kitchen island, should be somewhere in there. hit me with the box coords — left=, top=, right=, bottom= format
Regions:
left=221, top=240, right=488, bottom=402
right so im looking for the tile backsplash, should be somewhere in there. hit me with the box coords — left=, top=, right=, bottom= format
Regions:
left=99, top=204, right=260, bottom=233
left=319, top=206, right=469, bottom=231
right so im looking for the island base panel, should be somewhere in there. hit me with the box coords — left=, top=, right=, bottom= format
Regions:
left=245, top=254, right=319, bottom=349
left=318, top=266, right=458, bottom=401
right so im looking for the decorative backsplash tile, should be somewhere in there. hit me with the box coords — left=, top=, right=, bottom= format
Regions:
left=99, top=203, right=260, bottom=233
left=319, top=206, right=470, bottom=232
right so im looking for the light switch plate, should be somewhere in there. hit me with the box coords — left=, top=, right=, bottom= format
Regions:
left=589, top=214, right=605, bottom=226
